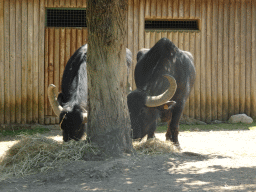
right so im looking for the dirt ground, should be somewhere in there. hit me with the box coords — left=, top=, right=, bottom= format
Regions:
left=0, top=127, right=256, bottom=192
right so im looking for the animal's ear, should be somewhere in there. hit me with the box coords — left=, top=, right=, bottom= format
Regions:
left=157, top=101, right=176, bottom=111
left=137, top=48, right=149, bottom=62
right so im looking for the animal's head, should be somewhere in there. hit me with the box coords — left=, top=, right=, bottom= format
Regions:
left=48, top=84, right=87, bottom=142
left=59, top=105, right=86, bottom=141
left=127, top=75, right=176, bottom=139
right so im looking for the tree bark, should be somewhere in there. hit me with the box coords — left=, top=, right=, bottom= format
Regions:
left=87, top=0, right=132, bottom=156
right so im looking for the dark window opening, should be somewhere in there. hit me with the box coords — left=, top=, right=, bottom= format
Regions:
left=145, top=20, right=199, bottom=30
left=46, top=9, right=87, bottom=27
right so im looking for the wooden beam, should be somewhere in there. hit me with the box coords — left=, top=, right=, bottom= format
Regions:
left=33, top=0, right=39, bottom=123
left=200, top=0, right=206, bottom=122
left=0, top=0, right=4, bottom=123
left=211, top=0, right=218, bottom=121
left=205, top=0, right=212, bottom=123
left=4, top=0, right=10, bottom=124
left=217, top=0, right=224, bottom=120
left=239, top=0, right=246, bottom=114
left=222, top=0, right=229, bottom=120
left=21, top=0, right=28, bottom=124
left=27, top=0, right=33, bottom=123
left=228, top=0, right=235, bottom=118
left=10, top=0, right=16, bottom=123
left=39, top=0, right=45, bottom=124
left=251, top=0, right=256, bottom=117
left=245, top=0, right=252, bottom=116
left=15, top=0, right=22, bottom=123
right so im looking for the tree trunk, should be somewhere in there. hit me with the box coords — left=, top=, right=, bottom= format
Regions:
left=86, top=0, right=132, bottom=156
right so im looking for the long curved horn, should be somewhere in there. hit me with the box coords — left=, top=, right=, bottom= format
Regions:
left=145, top=75, right=177, bottom=107
left=48, top=84, right=63, bottom=116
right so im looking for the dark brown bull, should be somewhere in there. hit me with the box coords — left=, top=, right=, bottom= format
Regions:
left=127, top=38, right=196, bottom=149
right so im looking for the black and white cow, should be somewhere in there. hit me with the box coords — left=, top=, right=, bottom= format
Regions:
left=127, top=38, right=196, bottom=148
left=48, top=44, right=132, bottom=142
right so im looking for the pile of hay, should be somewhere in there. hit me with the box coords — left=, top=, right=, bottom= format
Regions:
left=0, top=134, right=177, bottom=180
left=133, top=137, right=178, bottom=155
left=0, top=134, right=100, bottom=180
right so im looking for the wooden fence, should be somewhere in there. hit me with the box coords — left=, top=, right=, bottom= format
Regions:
left=127, top=0, right=256, bottom=123
left=44, top=28, right=88, bottom=124
left=0, top=0, right=256, bottom=125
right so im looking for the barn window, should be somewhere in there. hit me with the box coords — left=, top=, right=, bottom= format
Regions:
left=46, top=8, right=87, bottom=27
left=145, top=20, right=199, bottom=31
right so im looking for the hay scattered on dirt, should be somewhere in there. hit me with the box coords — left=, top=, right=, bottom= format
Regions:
left=133, top=137, right=178, bottom=155
left=0, top=134, right=100, bottom=180
left=0, top=134, right=177, bottom=181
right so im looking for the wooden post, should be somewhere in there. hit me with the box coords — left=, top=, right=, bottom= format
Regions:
left=65, top=0, right=71, bottom=7
left=139, top=0, right=144, bottom=50
left=48, top=27, right=54, bottom=116
left=22, top=0, right=28, bottom=124
left=156, top=0, right=161, bottom=18
left=151, top=0, right=156, bottom=18
left=71, top=29, right=77, bottom=55
left=211, top=0, right=218, bottom=121
left=205, top=0, right=212, bottom=123
left=251, top=0, right=256, bottom=118
left=179, top=0, right=184, bottom=18
left=183, top=32, right=189, bottom=117
left=245, top=0, right=252, bottom=116
left=65, top=28, right=71, bottom=81
left=162, top=0, right=167, bottom=18
left=194, top=0, right=201, bottom=120
left=145, top=0, right=150, bottom=18
left=4, top=0, right=10, bottom=124
left=229, top=0, right=235, bottom=118
left=144, top=31, right=150, bottom=48
left=71, top=0, right=76, bottom=7
left=33, top=0, right=39, bottom=123
left=127, top=0, right=134, bottom=89
left=54, top=28, right=60, bottom=119
left=15, top=0, right=22, bottom=124
left=189, top=32, right=195, bottom=119
left=222, top=0, right=229, bottom=121
left=240, top=0, right=246, bottom=114
left=82, top=28, right=88, bottom=45
left=44, top=28, right=49, bottom=118
left=39, top=0, right=45, bottom=124
left=60, top=28, right=65, bottom=86
left=53, top=0, right=60, bottom=7
left=234, top=0, right=241, bottom=115
left=184, top=0, right=189, bottom=19
left=200, top=0, right=206, bottom=122
left=218, top=0, right=224, bottom=121
left=173, top=0, right=178, bottom=18
left=167, top=0, right=172, bottom=18
left=133, top=0, right=139, bottom=89
left=0, top=0, right=4, bottom=124
left=10, top=0, right=16, bottom=123
left=77, top=29, right=83, bottom=48
left=27, top=0, right=33, bottom=123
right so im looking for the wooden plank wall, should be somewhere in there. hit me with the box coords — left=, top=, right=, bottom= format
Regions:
left=0, top=0, right=87, bottom=125
left=0, top=0, right=45, bottom=124
left=0, top=0, right=256, bottom=125
left=127, top=0, right=256, bottom=122
left=44, top=0, right=87, bottom=124
left=44, top=27, right=88, bottom=124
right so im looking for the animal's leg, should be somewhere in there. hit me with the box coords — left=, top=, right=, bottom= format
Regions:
left=165, top=105, right=183, bottom=149
left=147, top=120, right=157, bottom=139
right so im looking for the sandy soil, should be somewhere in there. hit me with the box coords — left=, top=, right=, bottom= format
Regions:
left=0, top=128, right=256, bottom=192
